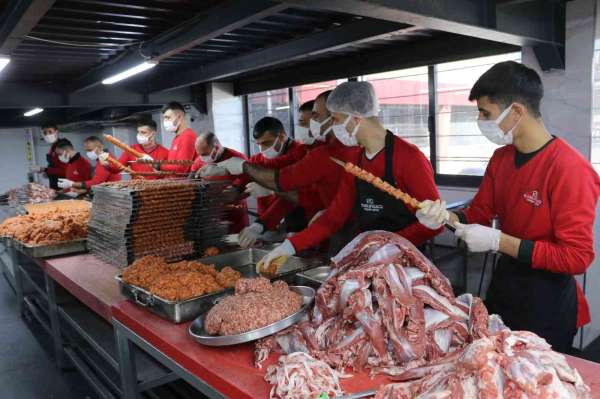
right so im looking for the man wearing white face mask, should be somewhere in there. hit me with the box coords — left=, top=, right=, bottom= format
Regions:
left=108, top=118, right=169, bottom=180
left=258, top=81, right=441, bottom=270
left=60, top=136, right=121, bottom=191
left=30, top=123, right=68, bottom=189
left=294, top=100, right=314, bottom=145
left=55, top=138, right=92, bottom=194
left=416, top=61, right=600, bottom=353
left=160, top=101, right=197, bottom=176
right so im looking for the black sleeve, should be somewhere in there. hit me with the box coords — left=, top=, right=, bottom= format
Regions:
left=517, top=240, right=535, bottom=265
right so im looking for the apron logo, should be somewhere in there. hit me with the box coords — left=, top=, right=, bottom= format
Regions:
left=523, top=190, right=542, bottom=207
left=361, top=197, right=383, bottom=213
left=73, top=171, right=79, bottom=176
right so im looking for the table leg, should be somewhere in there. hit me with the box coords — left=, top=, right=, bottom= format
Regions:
left=462, top=242, right=468, bottom=294
left=45, top=273, right=67, bottom=369
left=10, top=245, right=24, bottom=316
left=114, top=322, right=140, bottom=399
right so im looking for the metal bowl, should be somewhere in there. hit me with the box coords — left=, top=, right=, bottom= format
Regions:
left=188, top=286, right=315, bottom=346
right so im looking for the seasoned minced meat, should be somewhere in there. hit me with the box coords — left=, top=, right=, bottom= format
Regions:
left=205, top=279, right=303, bottom=336
left=215, top=266, right=242, bottom=288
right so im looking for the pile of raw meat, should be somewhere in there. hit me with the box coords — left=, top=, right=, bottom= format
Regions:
left=258, top=231, right=591, bottom=399
left=1, top=183, right=56, bottom=205
left=206, top=278, right=303, bottom=336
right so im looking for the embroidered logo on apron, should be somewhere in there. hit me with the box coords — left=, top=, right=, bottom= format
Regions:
left=523, top=190, right=542, bottom=207
left=360, top=197, right=384, bottom=213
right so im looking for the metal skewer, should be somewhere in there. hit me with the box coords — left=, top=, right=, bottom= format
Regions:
left=330, top=157, right=456, bottom=232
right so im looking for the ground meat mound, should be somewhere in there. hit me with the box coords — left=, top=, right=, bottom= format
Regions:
left=205, top=278, right=304, bottom=336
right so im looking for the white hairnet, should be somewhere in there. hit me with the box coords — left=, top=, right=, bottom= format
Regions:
left=326, top=81, right=379, bottom=117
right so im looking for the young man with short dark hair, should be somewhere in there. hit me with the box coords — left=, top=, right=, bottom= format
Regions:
left=160, top=101, right=197, bottom=175
left=30, top=123, right=68, bottom=189
left=417, top=61, right=600, bottom=352
left=54, top=138, right=92, bottom=192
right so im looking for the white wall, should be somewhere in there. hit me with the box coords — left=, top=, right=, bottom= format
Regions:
left=154, top=105, right=211, bottom=150
left=207, top=82, right=245, bottom=154
left=0, top=128, right=34, bottom=192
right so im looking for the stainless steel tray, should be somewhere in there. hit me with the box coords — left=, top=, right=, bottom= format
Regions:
left=12, top=238, right=87, bottom=258
left=188, top=286, right=315, bottom=346
left=298, top=266, right=332, bottom=284
left=116, top=248, right=322, bottom=323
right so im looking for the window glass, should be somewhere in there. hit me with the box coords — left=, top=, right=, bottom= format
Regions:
left=247, top=89, right=290, bottom=155
left=363, top=67, right=430, bottom=157
left=436, top=52, right=521, bottom=175
left=592, top=39, right=600, bottom=173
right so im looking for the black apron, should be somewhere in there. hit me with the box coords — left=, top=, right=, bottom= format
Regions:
left=328, top=131, right=417, bottom=255
left=46, top=153, right=59, bottom=190
left=486, top=256, right=577, bottom=352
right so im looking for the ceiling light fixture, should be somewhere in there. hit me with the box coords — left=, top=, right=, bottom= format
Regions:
left=0, top=56, right=10, bottom=73
left=24, top=108, right=44, bottom=117
left=102, top=61, right=157, bottom=85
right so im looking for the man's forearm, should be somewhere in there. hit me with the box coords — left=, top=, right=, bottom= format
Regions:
left=242, top=162, right=277, bottom=190
left=499, top=232, right=521, bottom=259
left=275, top=190, right=299, bottom=205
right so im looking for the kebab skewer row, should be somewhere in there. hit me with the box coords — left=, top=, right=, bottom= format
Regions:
left=330, top=157, right=456, bottom=231
left=103, top=134, right=146, bottom=159
left=131, top=159, right=194, bottom=166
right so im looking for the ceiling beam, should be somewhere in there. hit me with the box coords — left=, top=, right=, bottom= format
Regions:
left=234, top=34, right=519, bottom=95
left=0, top=0, right=56, bottom=54
left=148, top=18, right=412, bottom=93
left=279, top=0, right=563, bottom=48
left=68, top=0, right=287, bottom=93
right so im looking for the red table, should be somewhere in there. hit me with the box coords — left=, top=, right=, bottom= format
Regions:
left=43, top=253, right=123, bottom=321
left=112, top=300, right=600, bottom=399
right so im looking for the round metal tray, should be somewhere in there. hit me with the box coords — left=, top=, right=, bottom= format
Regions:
left=188, top=286, right=315, bottom=346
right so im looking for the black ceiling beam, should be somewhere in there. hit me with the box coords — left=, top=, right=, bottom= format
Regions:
left=233, top=34, right=519, bottom=95
left=0, top=0, right=56, bottom=55
left=279, top=0, right=563, bottom=48
left=69, top=0, right=287, bottom=93
left=0, top=82, right=194, bottom=109
left=148, top=19, right=412, bottom=93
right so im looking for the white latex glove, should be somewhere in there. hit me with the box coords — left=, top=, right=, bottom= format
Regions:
left=256, top=239, right=295, bottom=274
left=218, top=157, right=245, bottom=175
left=29, top=165, right=44, bottom=173
left=198, top=163, right=228, bottom=177
left=140, top=154, right=153, bottom=161
left=416, top=199, right=449, bottom=229
left=58, top=178, right=74, bottom=189
left=98, top=152, right=110, bottom=166
left=239, top=222, right=264, bottom=248
left=244, top=182, right=273, bottom=198
left=454, top=222, right=501, bottom=252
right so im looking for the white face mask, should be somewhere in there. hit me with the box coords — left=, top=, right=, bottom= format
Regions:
left=59, top=153, right=70, bottom=163
left=163, top=118, right=178, bottom=133
left=294, top=126, right=313, bottom=144
left=86, top=150, right=99, bottom=161
left=137, top=133, right=151, bottom=146
left=261, top=137, right=282, bottom=159
left=44, top=133, right=58, bottom=144
left=332, top=114, right=360, bottom=147
left=200, top=145, right=224, bottom=163
left=309, top=116, right=331, bottom=142
left=477, top=104, right=520, bottom=146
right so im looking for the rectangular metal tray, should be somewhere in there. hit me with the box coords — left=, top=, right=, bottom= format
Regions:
left=298, top=266, right=332, bottom=284
left=11, top=238, right=87, bottom=258
left=116, top=248, right=323, bottom=323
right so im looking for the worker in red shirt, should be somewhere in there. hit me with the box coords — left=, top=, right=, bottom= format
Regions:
left=160, top=102, right=197, bottom=175
left=215, top=91, right=358, bottom=248
left=252, top=82, right=442, bottom=267
left=191, top=132, right=249, bottom=233
left=106, top=118, right=169, bottom=179
left=54, top=138, right=92, bottom=195
left=294, top=100, right=315, bottom=145
left=59, top=136, right=121, bottom=192
left=29, top=123, right=68, bottom=189
left=417, top=61, right=600, bottom=353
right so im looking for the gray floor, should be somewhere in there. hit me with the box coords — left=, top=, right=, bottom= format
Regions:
left=0, top=275, right=96, bottom=399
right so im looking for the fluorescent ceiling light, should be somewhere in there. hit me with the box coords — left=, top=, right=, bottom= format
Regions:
left=275, top=105, right=290, bottom=110
left=102, top=61, right=157, bottom=85
left=24, top=108, right=44, bottom=117
left=0, top=56, right=10, bottom=73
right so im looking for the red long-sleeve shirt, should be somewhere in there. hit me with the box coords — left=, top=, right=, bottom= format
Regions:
left=242, top=140, right=306, bottom=217
left=289, top=135, right=442, bottom=252
left=461, top=138, right=600, bottom=327
left=84, top=152, right=121, bottom=189
left=118, top=144, right=169, bottom=179
left=65, top=153, right=92, bottom=183
left=46, top=142, right=68, bottom=178
left=160, top=128, right=197, bottom=174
